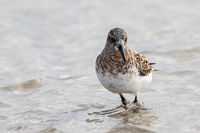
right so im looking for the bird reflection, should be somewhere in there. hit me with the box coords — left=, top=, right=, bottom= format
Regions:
left=89, top=101, right=157, bottom=127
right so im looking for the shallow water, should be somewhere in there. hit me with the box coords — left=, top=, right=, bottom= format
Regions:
left=0, top=0, right=200, bottom=132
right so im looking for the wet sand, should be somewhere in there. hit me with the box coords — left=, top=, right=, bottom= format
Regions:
left=0, top=0, right=200, bottom=132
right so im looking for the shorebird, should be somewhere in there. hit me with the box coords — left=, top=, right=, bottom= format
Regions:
left=95, top=28, right=156, bottom=107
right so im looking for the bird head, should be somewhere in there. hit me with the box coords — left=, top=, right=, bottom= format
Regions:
left=106, top=28, right=127, bottom=62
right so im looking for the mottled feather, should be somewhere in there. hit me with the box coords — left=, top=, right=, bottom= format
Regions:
left=95, top=27, right=156, bottom=99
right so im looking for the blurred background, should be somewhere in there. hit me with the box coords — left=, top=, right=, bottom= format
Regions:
left=0, top=0, right=200, bottom=132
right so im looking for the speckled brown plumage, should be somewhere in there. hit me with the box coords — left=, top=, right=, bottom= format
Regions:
left=95, top=28, right=156, bottom=106
left=96, top=44, right=154, bottom=77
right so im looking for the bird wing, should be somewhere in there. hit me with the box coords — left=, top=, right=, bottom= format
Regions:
left=134, top=53, right=156, bottom=76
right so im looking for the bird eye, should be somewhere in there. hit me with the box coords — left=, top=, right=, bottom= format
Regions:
left=125, top=37, right=127, bottom=42
left=110, top=37, right=115, bottom=43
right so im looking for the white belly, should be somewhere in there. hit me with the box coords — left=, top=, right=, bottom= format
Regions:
left=96, top=71, right=152, bottom=94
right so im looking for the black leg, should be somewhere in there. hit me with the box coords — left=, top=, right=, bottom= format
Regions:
left=133, top=94, right=138, bottom=103
left=119, top=93, right=127, bottom=106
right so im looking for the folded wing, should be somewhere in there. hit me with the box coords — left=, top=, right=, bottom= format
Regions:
left=134, top=53, right=156, bottom=76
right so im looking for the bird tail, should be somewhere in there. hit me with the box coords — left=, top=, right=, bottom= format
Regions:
left=149, top=63, right=159, bottom=71
left=149, top=63, right=156, bottom=65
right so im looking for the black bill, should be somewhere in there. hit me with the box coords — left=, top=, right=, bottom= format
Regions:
left=118, top=45, right=126, bottom=62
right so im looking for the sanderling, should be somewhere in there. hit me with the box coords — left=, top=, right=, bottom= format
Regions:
left=95, top=28, right=156, bottom=106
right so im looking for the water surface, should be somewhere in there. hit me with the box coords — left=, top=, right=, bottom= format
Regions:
left=0, top=0, right=200, bottom=132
